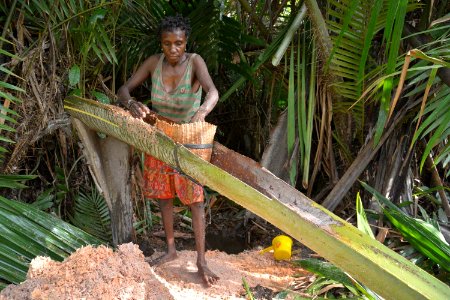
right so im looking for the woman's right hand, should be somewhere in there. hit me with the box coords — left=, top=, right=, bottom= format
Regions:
left=127, top=99, right=151, bottom=119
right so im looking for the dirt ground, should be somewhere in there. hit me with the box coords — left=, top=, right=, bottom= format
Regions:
left=0, top=199, right=317, bottom=299
left=0, top=242, right=312, bottom=300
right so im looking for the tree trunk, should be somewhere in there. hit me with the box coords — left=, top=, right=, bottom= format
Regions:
left=72, top=119, right=133, bottom=246
left=260, top=110, right=290, bottom=183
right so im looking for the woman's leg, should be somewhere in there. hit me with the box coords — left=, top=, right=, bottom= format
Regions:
left=189, top=202, right=219, bottom=286
left=150, top=198, right=178, bottom=265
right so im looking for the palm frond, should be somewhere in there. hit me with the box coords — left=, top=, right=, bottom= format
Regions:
left=0, top=174, right=37, bottom=189
left=0, top=42, right=22, bottom=174
left=69, top=187, right=112, bottom=243
left=326, top=0, right=420, bottom=135
left=411, top=87, right=450, bottom=172
left=18, top=0, right=120, bottom=95
left=287, top=41, right=297, bottom=186
left=293, top=258, right=380, bottom=299
left=0, top=196, right=103, bottom=286
left=115, top=0, right=173, bottom=79
left=220, top=12, right=297, bottom=102
left=361, top=182, right=450, bottom=272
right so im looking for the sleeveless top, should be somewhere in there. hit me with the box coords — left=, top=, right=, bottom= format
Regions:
left=151, top=53, right=202, bottom=123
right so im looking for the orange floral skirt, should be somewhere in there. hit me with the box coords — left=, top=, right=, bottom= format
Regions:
left=143, top=154, right=204, bottom=205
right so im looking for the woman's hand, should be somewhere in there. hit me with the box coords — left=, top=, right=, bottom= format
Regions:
left=191, top=107, right=208, bottom=122
left=127, top=99, right=150, bottom=119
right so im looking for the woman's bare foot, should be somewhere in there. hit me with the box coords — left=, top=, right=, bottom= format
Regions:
left=149, top=252, right=178, bottom=266
left=197, top=263, right=219, bottom=287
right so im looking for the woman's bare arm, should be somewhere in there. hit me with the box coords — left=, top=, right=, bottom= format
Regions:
left=117, top=55, right=158, bottom=118
left=190, top=55, right=219, bottom=122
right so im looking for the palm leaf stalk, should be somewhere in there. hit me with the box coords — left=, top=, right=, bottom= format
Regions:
left=305, top=0, right=332, bottom=60
left=297, top=28, right=305, bottom=171
left=272, top=4, right=307, bottom=66
left=303, top=37, right=316, bottom=189
left=65, top=95, right=450, bottom=299
left=295, top=195, right=381, bottom=298
left=287, top=41, right=297, bottom=186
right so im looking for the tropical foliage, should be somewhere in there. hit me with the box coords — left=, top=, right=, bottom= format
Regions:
left=0, top=0, right=449, bottom=294
left=0, top=196, right=102, bottom=286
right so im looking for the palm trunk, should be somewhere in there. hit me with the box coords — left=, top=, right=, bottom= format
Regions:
left=64, top=95, right=450, bottom=300
left=72, top=119, right=133, bottom=246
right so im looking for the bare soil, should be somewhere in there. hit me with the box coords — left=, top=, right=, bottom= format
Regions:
left=1, top=199, right=317, bottom=299
left=0, top=243, right=311, bottom=300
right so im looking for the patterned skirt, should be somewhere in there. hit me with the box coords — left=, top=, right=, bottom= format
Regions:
left=143, top=154, right=204, bottom=205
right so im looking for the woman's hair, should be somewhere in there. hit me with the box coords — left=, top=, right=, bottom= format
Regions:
left=158, top=15, right=191, bottom=38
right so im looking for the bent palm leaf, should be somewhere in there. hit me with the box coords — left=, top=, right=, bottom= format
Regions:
left=0, top=196, right=103, bottom=288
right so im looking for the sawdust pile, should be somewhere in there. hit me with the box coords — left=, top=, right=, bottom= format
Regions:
left=0, top=244, right=172, bottom=300
left=0, top=243, right=304, bottom=300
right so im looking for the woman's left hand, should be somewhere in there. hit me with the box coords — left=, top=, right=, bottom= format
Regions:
left=191, top=108, right=207, bottom=122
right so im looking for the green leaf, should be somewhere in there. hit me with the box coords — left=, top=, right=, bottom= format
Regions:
left=294, top=258, right=355, bottom=288
left=0, top=112, right=18, bottom=124
left=411, top=93, right=450, bottom=145
left=356, top=192, right=375, bottom=239
left=375, top=0, right=408, bottom=145
left=0, top=136, right=15, bottom=144
left=69, top=64, right=81, bottom=86
left=70, top=88, right=82, bottom=96
left=32, top=188, right=55, bottom=211
left=0, top=124, right=16, bottom=133
left=0, top=101, right=20, bottom=115
left=0, top=196, right=104, bottom=286
left=303, top=38, right=316, bottom=189
left=0, top=65, right=23, bottom=80
left=382, top=1, right=399, bottom=51
left=357, top=0, right=383, bottom=96
left=0, top=49, right=21, bottom=60
left=419, top=111, right=450, bottom=172
left=242, top=277, right=254, bottom=300
left=69, top=188, right=112, bottom=243
left=325, top=0, right=359, bottom=70
left=287, top=42, right=296, bottom=186
left=295, top=257, right=379, bottom=299
left=220, top=13, right=297, bottom=102
left=0, top=174, right=37, bottom=189
left=385, top=209, right=450, bottom=271
left=0, top=81, right=25, bottom=93
left=92, top=91, right=111, bottom=104
left=89, top=8, right=106, bottom=25
left=361, top=182, right=450, bottom=271
left=98, top=26, right=118, bottom=64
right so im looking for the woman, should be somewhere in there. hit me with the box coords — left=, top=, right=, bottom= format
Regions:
left=117, top=15, right=219, bottom=286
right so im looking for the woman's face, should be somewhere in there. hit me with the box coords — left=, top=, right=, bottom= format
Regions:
left=161, top=29, right=187, bottom=65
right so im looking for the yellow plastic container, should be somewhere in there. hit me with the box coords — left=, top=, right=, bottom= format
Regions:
left=260, top=235, right=293, bottom=260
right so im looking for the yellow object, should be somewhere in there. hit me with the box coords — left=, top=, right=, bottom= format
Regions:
left=260, top=235, right=293, bottom=260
